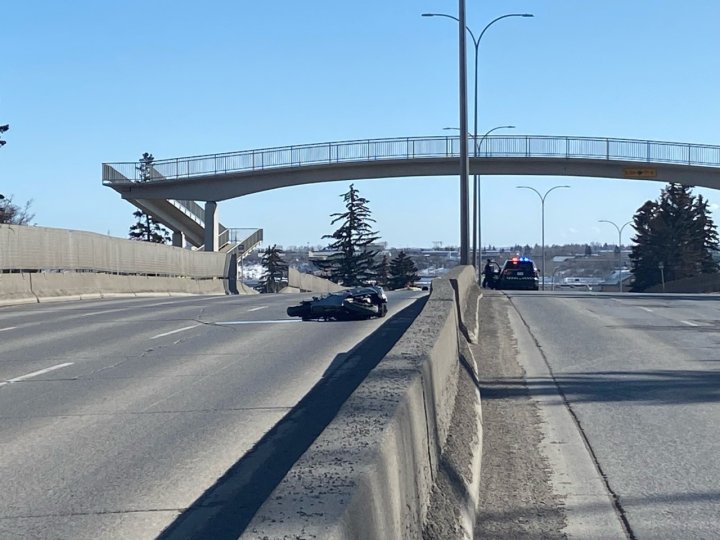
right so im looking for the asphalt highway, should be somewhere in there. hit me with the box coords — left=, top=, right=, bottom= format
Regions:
left=0, top=290, right=425, bottom=540
left=504, top=291, right=720, bottom=539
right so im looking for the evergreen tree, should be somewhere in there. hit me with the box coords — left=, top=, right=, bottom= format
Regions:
left=629, top=200, right=659, bottom=290
left=260, top=244, right=288, bottom=293
left=128, top=210, right=172, bottom=243
left=375, top=254, right=390, bottom=287
left=388, top=250, right=419, bottom=290
left=315, top=184, right=380, bottom=286
left=128, top=152, right=171, bottom=243
left=629, top=183, right=719, bottom=291
left=692, top=194, right=719, bottom=274
left=137, top=152, right=154, bottom=182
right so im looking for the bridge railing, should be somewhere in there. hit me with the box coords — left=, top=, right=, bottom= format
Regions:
left=102, top=135, right=720, bottom=184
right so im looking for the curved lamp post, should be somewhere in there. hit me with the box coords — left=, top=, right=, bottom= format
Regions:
left=598, top=219, right=632, bottom=292
left=422, top=12, right=533, bottom=268
left=516, top=185, right=570, bottom=290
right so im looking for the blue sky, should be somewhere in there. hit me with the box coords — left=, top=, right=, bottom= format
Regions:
left=2, top=1, right=719, bottom=250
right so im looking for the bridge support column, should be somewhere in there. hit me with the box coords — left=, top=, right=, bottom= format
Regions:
left=204, top=201, right=219, bottom=252
left=171, top=230, right=185, bottom=248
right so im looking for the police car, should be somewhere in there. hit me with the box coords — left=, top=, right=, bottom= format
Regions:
left=496, top=257, right=539, bottom=291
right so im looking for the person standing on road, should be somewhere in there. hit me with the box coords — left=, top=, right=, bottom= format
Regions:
left=482, top=259, right=494, bottom=289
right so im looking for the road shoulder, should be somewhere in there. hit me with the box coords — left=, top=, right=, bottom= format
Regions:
left=506, top=294, right=628, bottom=539
left=472, top=292, right=568, bottom=538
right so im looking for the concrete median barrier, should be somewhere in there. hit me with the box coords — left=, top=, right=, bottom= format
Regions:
left=0, top=272, right=232, bottom=306
left=288, top=267, right=346, bottom=293
left=26, top=272, right=104, bottom=302
left=0, top=273, right=37, bottom=305
left=242, top=266, right=479, bottom=539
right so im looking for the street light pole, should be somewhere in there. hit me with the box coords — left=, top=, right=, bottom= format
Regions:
left=516, top=185, right=570, bottom=290
left=442, top=124, right=514, bottom=272
left=598, top=219, right=632, bottom=292
left=422, top=12, right=533, bottom=269
left=458, top=0, right=470, bottom=265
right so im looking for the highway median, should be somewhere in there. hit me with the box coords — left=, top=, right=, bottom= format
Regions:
left=241, top=265, right=482, bottom=539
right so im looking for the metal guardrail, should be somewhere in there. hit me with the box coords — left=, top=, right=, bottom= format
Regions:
left=219, top=228, right=263, bottom=258
left=175, top=199, right=204, bottom=218
left=102, top=135, right=720, bottom=184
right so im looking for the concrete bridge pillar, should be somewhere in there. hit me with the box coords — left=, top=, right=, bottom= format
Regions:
left=171, top=230, right=185, bottom=248
left=204, top=201, right=219, bottom=252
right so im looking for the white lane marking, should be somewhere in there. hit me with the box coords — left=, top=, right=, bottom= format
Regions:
left=80, top=309, right=119, bottom=318
left=215, top=320, right=301, bottom=325
left=681, top=320, right=698, bottom=326
left=0, top=362, right=74, bottom=387
left=247, top=306, right=268, bottom=312
left=150, top=324, right=200, bottom=339
left=79, top=299, right=219, bottom=317
left=0, top=326, right=17, bottom=332
left=641, top=307, right=653, bottom=312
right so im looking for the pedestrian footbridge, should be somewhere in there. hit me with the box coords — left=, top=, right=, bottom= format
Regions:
left=103, top=135, right=720, bottom=250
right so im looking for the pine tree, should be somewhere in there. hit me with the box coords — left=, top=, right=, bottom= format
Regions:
left=629, top=200, right=659, bottom=291
left=375, top=255, right=390, bottom=287
left=128, top=152, right=171, bottom=244
left=137, top=152, right=155, bottom=182
left=629, top=183, right=719, bottom=291
left=315, top=184, right=380, bottom=286
left=388, top=250, right=419, bottom=290
left=691, top=194, right=719, bottom=274
left=128, top=210, right=172, bottom=243
left=260, top=244, right=288, bottom=293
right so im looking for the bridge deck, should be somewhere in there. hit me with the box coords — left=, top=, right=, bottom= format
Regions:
left=103, top=135, right=720, bottom=185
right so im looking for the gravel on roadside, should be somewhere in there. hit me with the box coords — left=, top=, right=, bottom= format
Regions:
left=472, top=292, right=567, bottom=539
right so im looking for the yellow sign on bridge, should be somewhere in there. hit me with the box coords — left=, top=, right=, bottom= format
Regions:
left=623, top=167, right=657, bottom=178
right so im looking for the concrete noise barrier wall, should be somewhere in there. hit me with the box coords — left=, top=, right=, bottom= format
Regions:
left=243, top=265, right=478, bottom=539
left=287, top=266, right=346, bottom=293
left=0, top=223, right=229, bottom=277
left=0, top=224, right=235, bottom=304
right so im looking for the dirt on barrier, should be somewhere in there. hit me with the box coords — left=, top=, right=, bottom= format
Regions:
left=422, top=291, right=568, bottom=539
